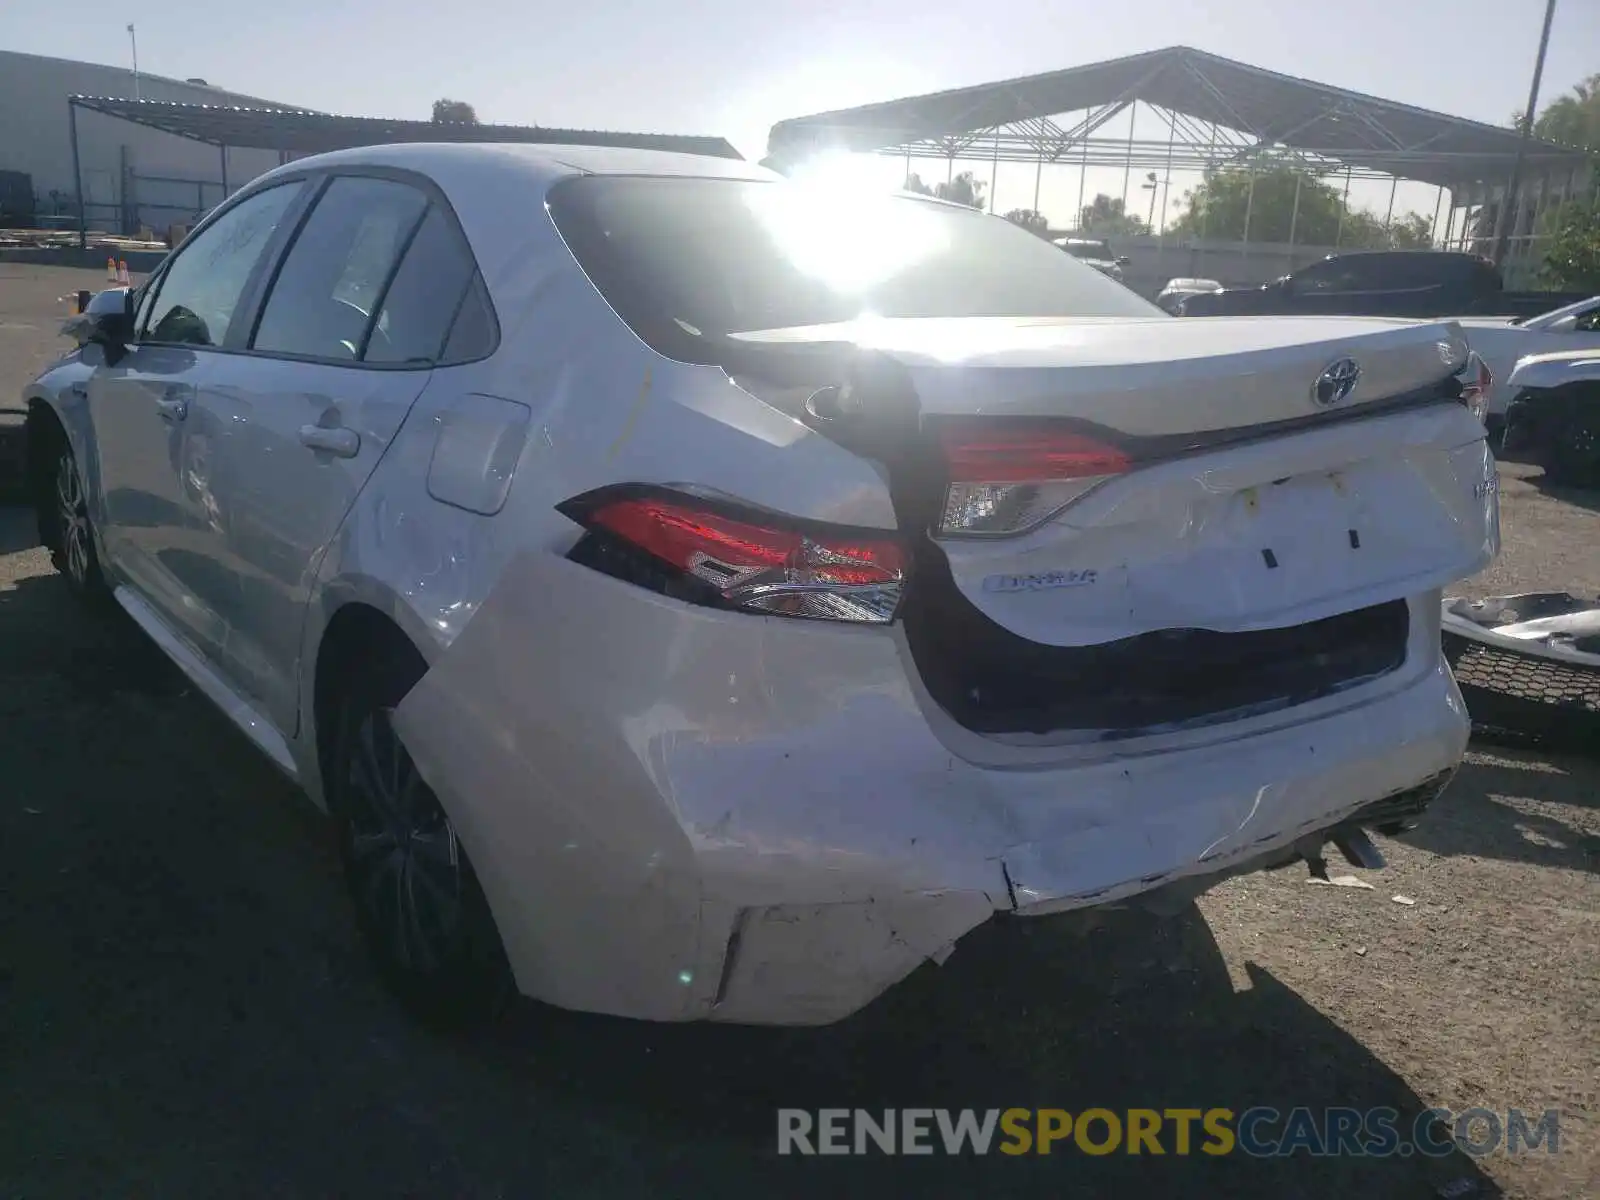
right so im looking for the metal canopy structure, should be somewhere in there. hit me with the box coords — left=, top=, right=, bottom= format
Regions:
left=766, top=45, right=1590, bottom=188
left=65, top=95, right=742, bottom=248
left=68, top=96, right=743, bottom=160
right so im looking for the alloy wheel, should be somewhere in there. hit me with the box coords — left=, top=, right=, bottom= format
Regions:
left=55, top=453, right=91, bottom=588
left=343, top=705, right=465, bottom=973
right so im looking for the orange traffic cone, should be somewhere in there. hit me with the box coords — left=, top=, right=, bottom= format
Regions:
left=117, top=261, right=130, bottom=285
left=106, top=257, right=117, bottom=280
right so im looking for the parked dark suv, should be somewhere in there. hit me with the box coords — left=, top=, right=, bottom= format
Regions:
left=1181, top=251, right=1586, bottom=320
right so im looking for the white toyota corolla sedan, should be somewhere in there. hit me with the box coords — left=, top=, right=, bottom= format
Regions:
left=24, top=143, right=1499, bottom=1028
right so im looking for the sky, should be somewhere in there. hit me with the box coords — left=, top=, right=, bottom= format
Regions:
left=11, top=0, right=1600, bottom=234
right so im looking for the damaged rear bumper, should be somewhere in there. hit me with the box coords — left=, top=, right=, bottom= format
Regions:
left=391, top=554, right=1470, bottom=1027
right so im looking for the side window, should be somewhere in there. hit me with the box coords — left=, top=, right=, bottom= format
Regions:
left=1342, top=256, right=1403, bottom=290
left=252, top=176, right=428, bottom=361
left=442, top=274, right=497, bottom=362
left=1297, top=260, right=1358, bottom=292
left=363, top=206, right=478, bottom=364
left=141, top=182, right=302, bottom=347
left=1374, top=255, right=1451, bottom=291
left=1572, top=304, right=1600, bottom=333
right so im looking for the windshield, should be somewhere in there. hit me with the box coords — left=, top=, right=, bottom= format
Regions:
left=548, top=176, right=1160, bottom=363
left=1060, top=240, right=1113, bottom=259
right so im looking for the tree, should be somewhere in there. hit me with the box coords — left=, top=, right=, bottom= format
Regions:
left=1077, top=194, right=1150, bottom=236
left=1169, top=159, right=1433, bottom=249
left=1387, top=212, right=1435, bottom=250
left=1170, top=162, right=1343, bottom=243
left=1004, top=208, right=1049, bottom=235
left=903, top=171, right=986, bottom=209
left=1540, top=199, right=1600, bottom=289
left=1515, top=73, right=1600, bottom=151
left=432, top=98, right=479, bottom=124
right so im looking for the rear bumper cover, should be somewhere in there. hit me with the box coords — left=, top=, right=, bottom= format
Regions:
left=393, top=554, right=1469, bottom=1027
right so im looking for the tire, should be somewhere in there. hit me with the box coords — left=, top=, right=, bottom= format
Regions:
left=41, top=435, right=109, bottom=603
left=1544, top=416, right=1600, bottom=488
left=326, top=640, right=513, bottom=1028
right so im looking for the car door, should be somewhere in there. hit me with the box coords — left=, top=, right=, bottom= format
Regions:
left=184, top=172, right=493, bottom=732
left=1283, top=258, right=1364, bottom=314
left=86, top=179, right=307, bottom=653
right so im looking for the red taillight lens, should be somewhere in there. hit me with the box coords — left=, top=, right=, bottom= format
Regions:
left=1459, top=352, right=1492, bottom=424
left=560, top=488, right=907, bottom=624
left=941, top=425, right=1131, bottom=483
left=936, top=421, right=1131, bottom=537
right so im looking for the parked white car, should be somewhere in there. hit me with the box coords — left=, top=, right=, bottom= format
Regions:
left=24, top=143, right=1498, bottom=1029
left=1051, top=236, right=1128, bottom=280
left=1452, top=294, right=1600, bottom=436
left=1498, top=346, right=1600, bottom=485
left=1156, top=276, right=1223, bottom=313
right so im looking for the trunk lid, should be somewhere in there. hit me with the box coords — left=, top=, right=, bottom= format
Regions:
left=741, top=315, right=1496, bottom=672
left=734, top=314, right=1466, bottom=434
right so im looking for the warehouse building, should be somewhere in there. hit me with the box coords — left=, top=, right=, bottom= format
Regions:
left=0, top=49, right=293, bottom=235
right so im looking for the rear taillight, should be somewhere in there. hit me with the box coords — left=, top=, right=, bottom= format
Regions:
left=936, top=420, right=1131, bottom=537
left=1459, top=352, right=1493, bottom=424
left=558, top=486, right=907, bottom=624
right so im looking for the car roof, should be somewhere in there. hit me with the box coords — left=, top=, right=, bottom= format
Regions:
left=254, top=141, right=778, bottom=192
left=1321, top=249, right=1484, bottom=262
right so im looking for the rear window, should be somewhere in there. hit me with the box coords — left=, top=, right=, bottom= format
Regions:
left=547, top=176, right=1161, bottom=363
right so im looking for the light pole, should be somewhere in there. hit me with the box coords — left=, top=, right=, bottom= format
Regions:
left=1141, top=171, right=1158, bottom=231
left=1491, top=0, right=1558, bottom=267
left=127, top=24, right=140, bottom=99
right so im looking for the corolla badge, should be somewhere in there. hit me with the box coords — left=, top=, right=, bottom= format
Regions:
left=1312, top=357, right=1362, bottom=407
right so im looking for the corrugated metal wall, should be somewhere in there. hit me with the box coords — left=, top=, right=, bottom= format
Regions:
left=0, top=51, right=286, bottom=233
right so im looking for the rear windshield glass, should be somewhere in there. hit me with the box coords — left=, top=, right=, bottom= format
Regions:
left=547, top=175, right=1161, bottom=363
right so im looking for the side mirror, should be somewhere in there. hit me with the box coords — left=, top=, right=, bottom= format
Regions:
left=1115, top=256, right=1131, bottom=267
left=62, top=287, right=134, bottom=364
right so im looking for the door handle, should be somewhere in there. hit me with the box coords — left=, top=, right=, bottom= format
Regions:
left=298, top=424, right=360, bottom=458
left=156, top=396, right=188, bottom=422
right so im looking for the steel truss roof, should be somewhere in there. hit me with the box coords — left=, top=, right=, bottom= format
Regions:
left=68, top=96, right=743, bottom=161
left=766, top=46, right=1593, bottom=188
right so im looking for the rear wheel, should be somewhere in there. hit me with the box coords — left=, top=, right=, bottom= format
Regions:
left=327, top=643, right=513, bottom=1027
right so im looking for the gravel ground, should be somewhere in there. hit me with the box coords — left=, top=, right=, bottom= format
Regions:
left=1, top=264, right=1595, bottom=1199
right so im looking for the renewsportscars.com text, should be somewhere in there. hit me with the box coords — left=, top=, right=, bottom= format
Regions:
left=776, top=1107, right=1561, bottom=1158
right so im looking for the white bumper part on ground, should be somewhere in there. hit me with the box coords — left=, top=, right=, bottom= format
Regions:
left=392, top=550, right=1471, bottom=1028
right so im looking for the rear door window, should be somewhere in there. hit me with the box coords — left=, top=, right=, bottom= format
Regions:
left=363, top=206, right=484, bottom=364
left=251, top=176, right=429, bottom=361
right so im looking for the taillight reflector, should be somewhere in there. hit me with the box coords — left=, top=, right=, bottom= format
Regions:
left=560, top=488, right=907, bottom=624
left=936, top=421, right=1131, bottom=537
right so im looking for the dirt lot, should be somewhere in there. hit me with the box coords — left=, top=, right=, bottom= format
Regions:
left=1, top=263, right=1595, bottom=1198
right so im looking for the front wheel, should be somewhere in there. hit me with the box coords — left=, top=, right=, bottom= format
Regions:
left=43, top=437, right=108, bottom=602
left=327, top=646, right=513, bottom=1028
left=1544, top=417, right=1600, bottom=488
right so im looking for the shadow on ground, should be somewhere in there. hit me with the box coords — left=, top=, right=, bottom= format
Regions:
left=1399, top=750, right=1599, bottom=875
left=1530, top=474, right=1600, bottom=515
left=0, top=501, right=38, bottom=555
left=0, top=564, right=1496, bottom=1198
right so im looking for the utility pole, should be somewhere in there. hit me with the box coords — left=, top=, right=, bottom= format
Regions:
left=1491, top=0, right=1557, bottom=266
left=127, top=24, right=140, bottom=99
